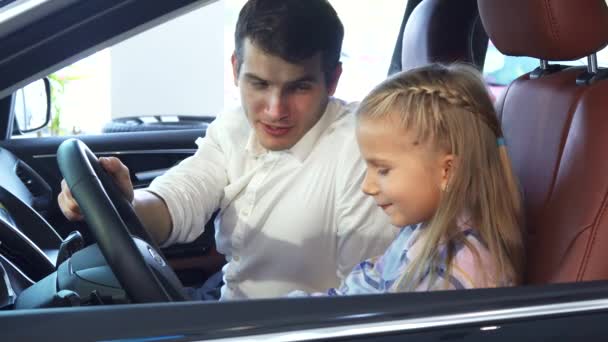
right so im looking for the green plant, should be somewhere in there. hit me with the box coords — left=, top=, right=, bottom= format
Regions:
left=47, top=73, right=82, bottom=136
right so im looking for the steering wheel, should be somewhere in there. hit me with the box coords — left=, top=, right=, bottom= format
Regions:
left=57, top=138, right=187, bottom=303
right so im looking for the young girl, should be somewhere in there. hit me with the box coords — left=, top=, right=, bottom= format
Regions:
left=293, top=63, right=524, bottom=295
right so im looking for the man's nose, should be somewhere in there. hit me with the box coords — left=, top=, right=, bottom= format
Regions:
left=265, top=91, right=287, bottom=121
left=361, top=170, right=378, bottom=196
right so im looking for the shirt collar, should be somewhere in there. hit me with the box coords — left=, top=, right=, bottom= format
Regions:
left=245, top=130, right=265, bottom=157
left=245, top=98, right=347, bottom=162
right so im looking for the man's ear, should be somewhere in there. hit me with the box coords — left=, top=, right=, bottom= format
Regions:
left=440, top=154, right=456, bottom=191
left=327, top=62, right=343, bottom=96
left=231, top=52, right=239, bottom=87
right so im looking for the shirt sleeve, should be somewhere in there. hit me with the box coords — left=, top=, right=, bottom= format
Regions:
left=147, top=114, right=230, bottom=246
left=417, top=235, right=499, bottom=291
left=288, top=255, right=385, bottom=297
left=334, top=126, right=397, bottom=280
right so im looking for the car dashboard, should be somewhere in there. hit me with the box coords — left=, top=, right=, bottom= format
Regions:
left=0, top=146, right=64, bottom=309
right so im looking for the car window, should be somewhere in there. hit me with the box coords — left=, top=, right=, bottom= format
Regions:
left=483, top=41, right=608, bottom=100
left=12, top=0, right=407, bottom=137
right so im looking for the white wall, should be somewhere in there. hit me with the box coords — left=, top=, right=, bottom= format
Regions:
left=110, top=2, right=225, bottom=119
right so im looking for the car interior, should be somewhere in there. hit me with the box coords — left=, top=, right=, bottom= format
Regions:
left=1, top=0, right=608, bottom=340
left=480, top=0, right=608, bottom=284
left=402, top=0, right=608, bottom=284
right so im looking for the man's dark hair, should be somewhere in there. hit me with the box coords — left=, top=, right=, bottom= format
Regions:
left=234, top=0, right=344, bottom=84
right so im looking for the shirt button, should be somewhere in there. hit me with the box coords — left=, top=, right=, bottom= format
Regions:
left=233, top=255, right=240, bottom=262
left=241, top=208, right=251, bottom=216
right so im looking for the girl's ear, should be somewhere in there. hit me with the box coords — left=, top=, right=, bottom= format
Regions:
left=440, top=154, right=456, bottom=191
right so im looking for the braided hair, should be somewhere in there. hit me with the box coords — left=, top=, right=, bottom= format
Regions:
left=356, top=63, right=524, bottom=289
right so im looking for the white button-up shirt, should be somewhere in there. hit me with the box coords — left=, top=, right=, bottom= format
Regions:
left=148, top=98, right=397, bottom=300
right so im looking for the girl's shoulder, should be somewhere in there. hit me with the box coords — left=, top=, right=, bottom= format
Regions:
left=449, top=228, right=504, bottom=288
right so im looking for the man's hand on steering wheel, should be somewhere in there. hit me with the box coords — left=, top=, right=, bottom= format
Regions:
left=57, top=139, right=187, bottom=303
left=58, top=157, right=133, bottom=222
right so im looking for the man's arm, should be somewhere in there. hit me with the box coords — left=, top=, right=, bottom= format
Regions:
left=59, top=112, right=231, bottom=246
left=102, top=156, right=175, bottom=245
left=142, top=112, right=234, bottom=246
left=58, top=158, right=173, bottom=246
left=132, top=189, right=172, bottom=245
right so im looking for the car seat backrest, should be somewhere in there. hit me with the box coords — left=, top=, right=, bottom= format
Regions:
left=478, top=0, right=608, bottom=284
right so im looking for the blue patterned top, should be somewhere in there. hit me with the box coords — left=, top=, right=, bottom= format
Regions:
left=290, top=222, right=502, bottom=297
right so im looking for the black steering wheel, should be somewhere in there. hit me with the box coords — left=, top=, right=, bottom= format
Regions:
left=57, top=138, right=187, bottom=303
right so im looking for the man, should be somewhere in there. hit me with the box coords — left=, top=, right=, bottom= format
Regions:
left=58, top=0, right=396, bottom=300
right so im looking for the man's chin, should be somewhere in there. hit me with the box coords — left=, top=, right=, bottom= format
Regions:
left=257, top=132, right=299, bottom=151
left=259, top=137, right=296, bottom=151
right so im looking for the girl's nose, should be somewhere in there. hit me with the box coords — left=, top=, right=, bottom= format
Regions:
left=361, top=170, right=379, bottom=196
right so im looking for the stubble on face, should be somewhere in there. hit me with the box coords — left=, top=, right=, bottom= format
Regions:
left=233, top=40, right=336, bottom=151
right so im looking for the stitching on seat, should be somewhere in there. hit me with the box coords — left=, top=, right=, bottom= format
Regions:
left=577, top=187, right=608, bottom=280
left=466, top=16, right=476, bottom=66
left=496, top=73, right=518, bottom=123
left=544, top=85, right=586, bottom=204
left=559, top=223, right=592, bottom=271
left=544, top=0, right=560, bottom=44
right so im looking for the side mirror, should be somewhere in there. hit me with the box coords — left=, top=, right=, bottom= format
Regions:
left=13, top=78, right=51, bottom=134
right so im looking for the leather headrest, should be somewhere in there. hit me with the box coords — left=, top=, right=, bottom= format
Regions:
left=402, top=0, right=482, bottom=70
left=478, top=0, right=608, bottom=60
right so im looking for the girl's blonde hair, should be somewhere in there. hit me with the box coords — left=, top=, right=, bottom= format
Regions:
left=356, top=63, right=524, bottom=288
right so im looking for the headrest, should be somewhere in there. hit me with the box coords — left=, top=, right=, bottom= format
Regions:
left=478, top=0, right=608, bottom=60
left=402, top=0, right=483, bottom=70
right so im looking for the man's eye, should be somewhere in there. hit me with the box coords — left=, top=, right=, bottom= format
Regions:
left=250, top=81, right=268, bottom=89
left=297, top=83, right=312, bottom=90
left=290, top=83, right=312, bottom=92
left=378, top=168, right=390, bottom=176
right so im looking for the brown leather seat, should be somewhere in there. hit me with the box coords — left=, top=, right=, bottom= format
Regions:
left=478, top=0, right=608, bottom=284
